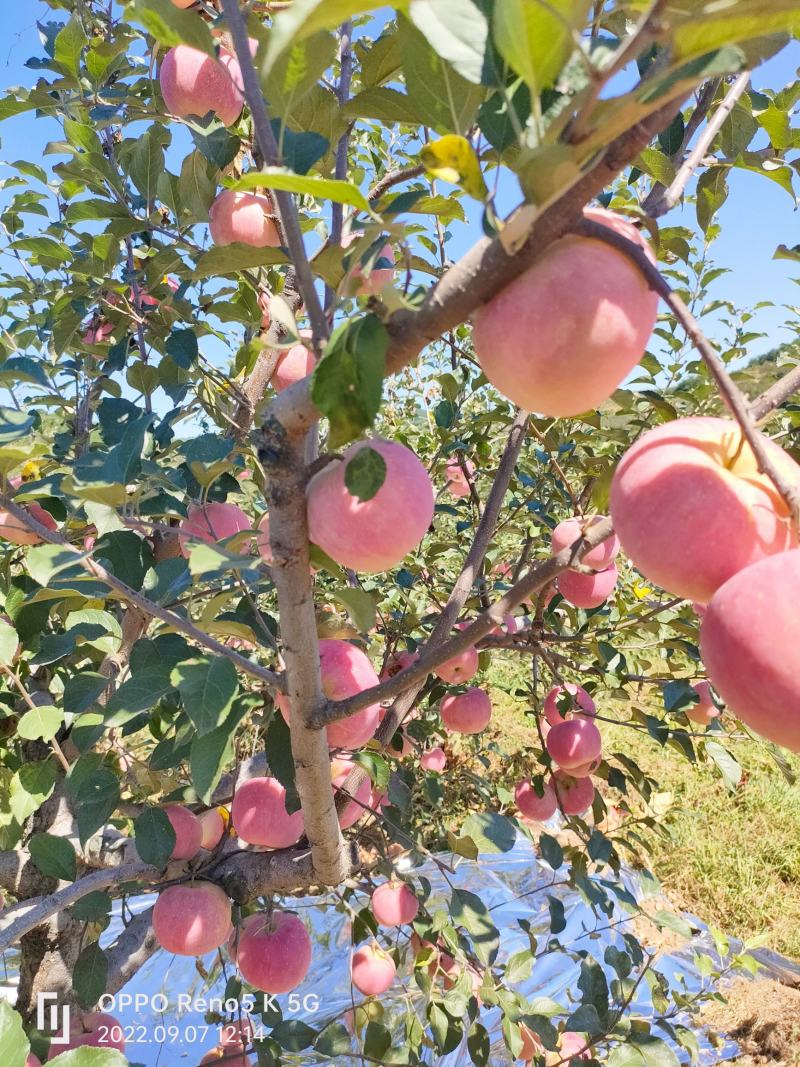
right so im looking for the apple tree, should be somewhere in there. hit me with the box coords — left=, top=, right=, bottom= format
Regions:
left=0, top=0, right=799, bottom=1064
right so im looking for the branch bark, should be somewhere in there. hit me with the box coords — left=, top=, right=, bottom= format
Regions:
left=257, top=428, right=349, bottom=884
left=749, top=363, right=800, bottom=422
left=267, top=101, right=682, bottom=440
left=577, top=217, right=800, bottom=529
left=0, top=494, right=282, bottom=692
left=104, top=906, right=158, bottom=997
left=645, top=72, right=751, bottom=218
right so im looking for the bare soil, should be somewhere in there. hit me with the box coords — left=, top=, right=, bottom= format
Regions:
left=700, top=978, right=800, bottom=1065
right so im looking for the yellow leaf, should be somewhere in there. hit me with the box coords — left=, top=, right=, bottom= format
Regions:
left=420, top=135, right=488, bottom=201
left=633, top=582, right=653, bottom=599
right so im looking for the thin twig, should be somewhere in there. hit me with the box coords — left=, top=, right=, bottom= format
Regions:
left=0, top=495, right=283, bottom=691
left=749, top=364, right=800, bottom=422
left=577, top=217, right=800, bottom=529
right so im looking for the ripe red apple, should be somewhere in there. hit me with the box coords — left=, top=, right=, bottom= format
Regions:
left=82, top=320, right=114, bottom=347
left=551, top=770, right=595, bottom=817
left=700, top=549, right=800, bottom=751
left=178, top=502, right=252, bottom=557
left=610, top=417, right=800, bottom=602
left=546, top=718, right=602, bottom=772
left=370, top=881, right=419, bottom=927
left=515, top=778, right=557, bottom=822
left=199, top=808, right=227, bottom=850
left=234, top=911, right=312, bottom=993
left=153, top=882, right=232, bottom=956
left=445, top=458, right=475, bottom=498
left=686, top=680, right=721, bottom=726
left=0, top=478, right=58, bottom=545
left=306, top=439, right=434, bottom=573
left=46, top=1013, right=125, bottom=1058
left=331, top=756, right=375, bottom=828
left=351, top=943, right=396, bottom=995
left=557, top=563, right=618, bottom=609
left=208, top=190, right=281, bottom=248
left=271, top=332, right=314, bottom=393
left=472, top=207, right=658, bottom=416
left=164, top=804, right=203, bottom=860
left=434, top=645, right=479, bottom=684
left=551, top=515, right=620, bottom=569
left=440, top=687, right=492, bottom=734
left=341, top=232, right=395, bottom=296
left=231, top=776, right=304, bottom=848
left=159, top=45, right=244, bottom=127
left=420, top=746, right=446, bottom=772
left=543, top=683, right=596, bottom=726
left=559, top=1031, right=591, bottom=1060
left=379, top=649, right=420, bottom=681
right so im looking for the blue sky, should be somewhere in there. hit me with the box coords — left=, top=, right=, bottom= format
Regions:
left=1, top=4, right=798, bottom=362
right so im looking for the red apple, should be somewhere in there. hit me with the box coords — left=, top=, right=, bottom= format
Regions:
left=153, top=882, right=232, bottom=956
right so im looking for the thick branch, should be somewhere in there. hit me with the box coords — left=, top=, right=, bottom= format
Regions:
left=0, top=495, right=282, bottom=692
left=749, top=364, right=800, bottom=422
left=209, top=841, right=359, bottom=904
left=577, top=218, right=800, bottom=528
left=312, top=518, right=615, bottom=728
left=257, top=430, right=348, bottom=884
left=0, top=863, right=160, bottom=954
left=104, top=906, right=158, bottom=997
left=267, top=101, right=682, bottom=439
left=645, top=72, right=751, bottom=218
left=220, top=0, right=328, bottom=349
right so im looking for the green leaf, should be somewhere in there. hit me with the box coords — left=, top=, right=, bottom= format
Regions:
left=493, top=0, right=591, bottom=94
left=54, top=14, right=88, bottom=79
left=696, top=167, right=729, bottom=232
left=399, top=16, right=485, bottom=133
left=343, top=87, right=421, bottom=124
left=10, top=761, right=58, bottom=824
left=636, top=147, right=677, bottom=186
left=705, top=740, right=742, bottom=791
left=672, top=4, right=800, bottom=63
left=191, top=718, right=237, bottom=803
left=263, top=0, right=390, bottom=74
left=191, top=244, right=288, bottom=279
left=330, top=587, right=379, bottom=633
left=134, top=807, right=176, bottom=868
left=578, top=957, right=609, bottom=1027
left=68, top=768, right=120, bottom=846
left=538, top=832, right=563, bottom=870
left=230, top=169, right=372, bottom=213
left=64, top=673, right=109, bottom=717
left=73, top=942, right=109, bottom=1009
left=190, top=123, right=242, bottom=169
left=70, top=891, right=113, bottom=923
left=94, top=530, right=155, bottom=591
left=344, top=446, right=387, bottom=502
left=29, top=832, right=77, bottom=882
left=49, top=1050, right=128, bottom=1067
left=450, top=888, right=500, bottom=965
left=0, top=617, right=18, bottom=666
left=26, top=544, right=82, bottom=588
left=127, top=0, right=216, bottom=56
left=172, top=656, right=238, bottom=736
left=17, top=705, right=63, bottom=742
left=311, top=315, right=387, bottom=448
left=314, top=1023, right=352, bottom=1056
left=408, top=0, right=489, bottom=84
left=0, top=1001, right=29, bottom=1067
left=460, top=811, right=516, bottom=853
left=104, top=666, right=174, bottom=725
left=0, top=408, right=34, bottom=443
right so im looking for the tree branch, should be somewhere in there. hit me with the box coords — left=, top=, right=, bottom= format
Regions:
left=368, top=165, right=426, bottom=204
left=749, top=364, right=800, bottom=422
left=104, top=906, right=158, bottom=997
left=256, top=429, right=349, bottom=885
left=577, top=217, right=800, bottom=528
left=219, top=0, right=329, bottom=350
left=0, top=494, right=282, bottom=692
left=311, top=518, right=616, bottom=728
left=645, top=72, right=751, bottom=218
left=267, top=100, right=682, bottom=439
left=209, top=841, right=360, bottom=904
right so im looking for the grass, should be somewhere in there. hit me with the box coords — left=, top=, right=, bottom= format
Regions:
left=487, top=680, right=800, bottom=959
